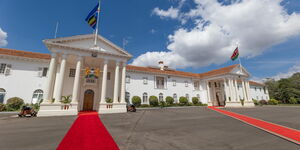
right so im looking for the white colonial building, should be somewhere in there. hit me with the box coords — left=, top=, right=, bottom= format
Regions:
left=0, top=34, right=269, bottom=116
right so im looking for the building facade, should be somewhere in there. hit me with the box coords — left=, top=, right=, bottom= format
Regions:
left=0, top=34, right=270, bottom=116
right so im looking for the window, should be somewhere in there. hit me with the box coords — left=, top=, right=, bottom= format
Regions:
left=125, top=92, right=130, bottom=103
left=0, top=64, right=6, bottom=74
left=38, top=67, right=48, bottom=77
left=197, top=94, right=200, bottom=100
left=126, top=75, right=130, bottom=83
left=0, top=88, right=6, bottom=103
left=172, top=80, right=176, bottom=86
left=159, top=93, right=163, bottom=101
left=0, top=64, right=11, bottom=75
left=107, top=72, right=111, bottom=80
left=214, top=82, right=217, bottom=87
left=42, top=68, right=48, bottom=77
left=260, top=88, right=262, bottom=92
left=256, top=96, right=259, bottom=100
left=194, top=81, right=199, bottom=90
left=69, top=68, right=76, bottom=77
left=143, top=93, right=148, bottom=103
left=143, top=77, right=148, bottom=84
left=255, top=87, right=257, bottom=91
left=173, top=93, right=177, bottom=103
left=32, top=89, right=43, bottom=104
left=186, top=94, right=189, bottom=101
left=185, top=81, right=188, bottom=87
left=263, top=87, right=266, bottom=94
left=156, top=77, right=165, bottom=89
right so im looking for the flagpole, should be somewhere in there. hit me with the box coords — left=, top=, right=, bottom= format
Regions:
left=236, top=44, right=243, bottom=72
left=54, top=22, right=59, bottom=38
left=94, top=0, right=101, bottom=47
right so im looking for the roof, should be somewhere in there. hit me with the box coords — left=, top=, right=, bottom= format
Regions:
left=249, top=81, right=265, bottom=86
left=126, top=65, right=200, bottom=78
left=0, top=48, right=51, bottom=60
left=199, top=64, right=239, bottom=78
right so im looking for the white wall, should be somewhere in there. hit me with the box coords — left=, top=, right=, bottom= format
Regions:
left=250, top=85, right=269, bottom=100
left=0, top=57, right=48, bottom=104
left=125, top=71, right=206, bottom=104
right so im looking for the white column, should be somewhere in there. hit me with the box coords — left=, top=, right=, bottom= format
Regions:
left=43, top=53, right=57, bottom=103
left=120, top=62, right=126, bottom=103
left=223, top=78, right=228, bottom=101
left=71, top=56, right=82, bottom=104
left=246, top=81, right=251, bottom=101
left=54, top=54, right=67, bottom=103
left=113, top=61, right=120, bottom=103
left=206, top=81, right=211, bottom=103
left=234, top=79, right=239, bottom=101
left=100, top=59, right=108, bottom=103
left=241, top=80, right=247, bottom=100
left=229, top=79, right=235, bottom=102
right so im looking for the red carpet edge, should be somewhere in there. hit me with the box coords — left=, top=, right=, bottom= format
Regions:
left=208, top=106, right=300, bottom=145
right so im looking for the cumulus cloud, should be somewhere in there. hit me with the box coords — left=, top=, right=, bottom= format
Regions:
left=132, top=0, right=300, bottom=69
left=152, top=6, right=180, bottom=19
left=270, top=62, right=300, bottom=80
left=0, top=28, right=8, bottom=47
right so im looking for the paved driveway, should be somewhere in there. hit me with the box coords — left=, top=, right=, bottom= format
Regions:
left=0, top=107, right=299, bottom=150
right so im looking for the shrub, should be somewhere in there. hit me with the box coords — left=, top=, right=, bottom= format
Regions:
left=288, top=97, right=298, bottom=104
left=0, top=103, right=6, bottom=111
left=105, top=97, right=113, bottom=103
left=149, top=96, right=159, bottom=106
left=165, top=96, right=174, bottom=105
left=252, top=99, right=259, bottom=106
left=192, top=97, right=199, bottom=105
left=179, top=97, right=188, bottom=105
left=240, top=99, right=245, bottom=106
left=140, top=104, right=150, bottom=107
left=159, top=101, right=167, bottom=107
left=132, top=96, right=141, bottom=106
left=268, top=99, right=279, bottom=105
left=61, top=95, right=72, bottom=104
left=259, top=100, right=268, bottom=105
left=6, top=97, right=24, bottom=111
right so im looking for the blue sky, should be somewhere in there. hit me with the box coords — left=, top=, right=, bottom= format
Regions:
left=0, top=0, right=300, bottom=81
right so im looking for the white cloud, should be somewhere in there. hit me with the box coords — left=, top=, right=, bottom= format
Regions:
left=270, top=62, right=300, bottom=80
left=132, top=0, right=300, bottom=69
left=0, top=28, right=8, bottom=47
left=152, top=6, right=180, bottom=19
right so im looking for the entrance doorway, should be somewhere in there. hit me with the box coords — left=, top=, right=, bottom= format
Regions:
left=83, top=89, right=94, bottom=111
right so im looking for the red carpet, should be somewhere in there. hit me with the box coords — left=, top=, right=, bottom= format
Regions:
left=208, top=106, right=300, bottom=145
left=57, top=111, right=119, bottom=150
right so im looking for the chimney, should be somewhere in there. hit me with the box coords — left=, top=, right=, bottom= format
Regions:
left=158, top=61, right=164, bottom=71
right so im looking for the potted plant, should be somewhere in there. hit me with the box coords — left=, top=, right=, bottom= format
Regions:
left=60, top=95, right=72, bottom=110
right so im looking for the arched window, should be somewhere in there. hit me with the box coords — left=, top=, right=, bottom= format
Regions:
left=32, top=89, right=43, bottom=104
left=143, top=92, right=148, bottom=103
left=125, top=92, right=130, bottom=104
left=173, top=93, right=177, bottom=103
left=159, top=93, right=163, bottom=101
left=0, top=88, right=6, bottom=103
left=196, top=94, right=200, bottom=100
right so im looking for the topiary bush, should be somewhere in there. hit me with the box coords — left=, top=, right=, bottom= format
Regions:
left=6, top=97, right=24, bottom=111
left=268, top=99, right=279, bottom=105
left=259, top=100, right=268, bottom=106
left=132, top=96, right=141, bottom=106
left=192, top=97, right=199, bottom=105
left=179, top=97, right=188, bottom=106
left=252, top=99, right=259, bottom=106
left=288, top=97, right=298, bottom=104
left=165, top=96, right=174, bottom=105
left=149, top=96, right=159, bottom=106
left=159, top=101, right=167, bottom=107
left=105, top=97, right=113, bottom=103
left=0, top=103, right=6, bottom=111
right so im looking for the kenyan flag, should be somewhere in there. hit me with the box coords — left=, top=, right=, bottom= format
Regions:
left=231, top=47, right=239, bottom=61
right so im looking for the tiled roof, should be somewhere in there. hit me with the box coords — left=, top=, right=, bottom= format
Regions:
left=0, top=48, right=51, bottom=60
left=249, top=81, right=265, bottom=86
left=199, top=64, right=239, bottom=78
left=126, top=65, right=200, bottom=78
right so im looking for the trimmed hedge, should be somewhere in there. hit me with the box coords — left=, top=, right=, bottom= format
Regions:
left=179, top=97, right=188, bottom=105
left=0, top=103, right=6, bottom=111
left=165, top=96, right=174, bottom=105
left=6, top=97, right=24, bottom=111
left=149, top=96, right=159, bottom=106
left=268, top=99, right=279, bottom=105
left=192, top=97, right=199, bottom=104
left=259, top=100, right=268, bottom=105
left=132, top=96, right=141, bottom=106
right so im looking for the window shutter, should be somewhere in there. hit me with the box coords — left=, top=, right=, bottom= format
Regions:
left=38, top=67, right=43, bottom=77
left=4, top=64, right=11, bottom=75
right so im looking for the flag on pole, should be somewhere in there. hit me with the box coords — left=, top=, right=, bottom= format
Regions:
left=231, top=47, right=239, bottom=61
left=85, top=3, right=100, bottom=29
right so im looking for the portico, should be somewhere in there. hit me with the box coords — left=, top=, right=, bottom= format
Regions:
left=39, top=34, right=132, bottom=116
